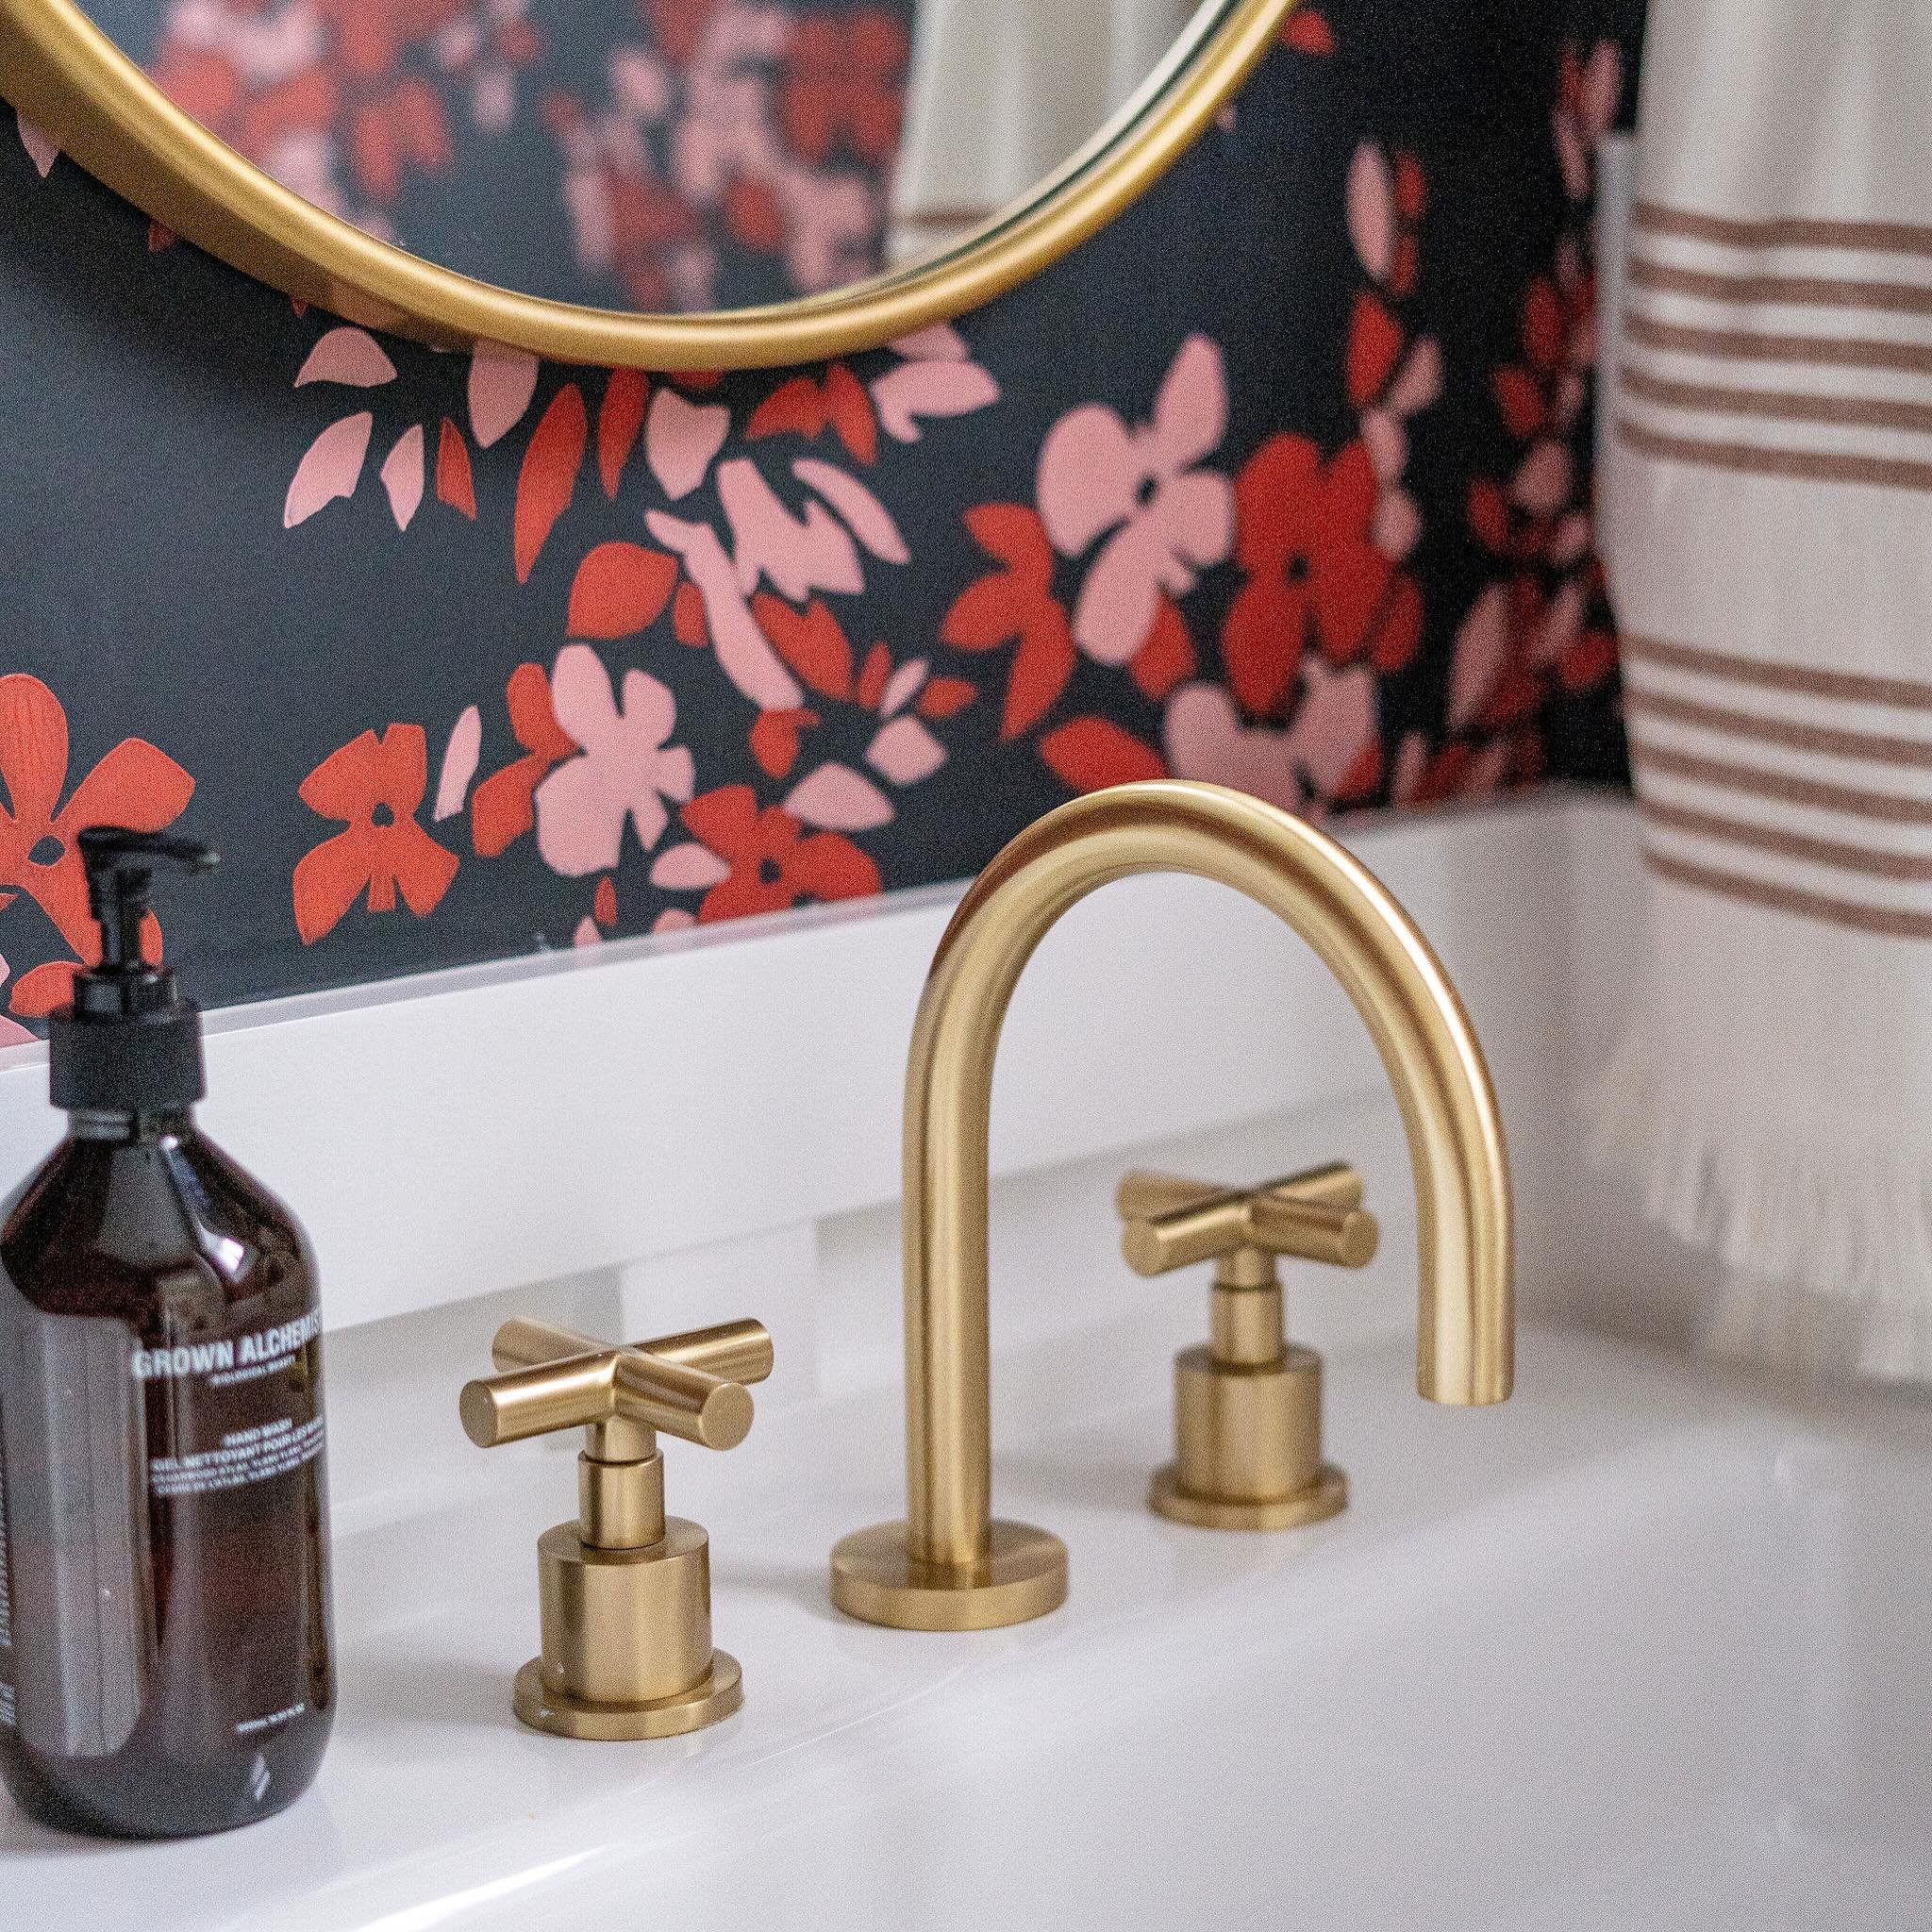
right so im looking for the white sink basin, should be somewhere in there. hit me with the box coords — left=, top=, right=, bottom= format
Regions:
left=5, top=1324, right=1926, bottom=1930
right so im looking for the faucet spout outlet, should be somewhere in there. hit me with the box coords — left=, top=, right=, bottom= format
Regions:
left=830, top=780, right=1513, bottom=1630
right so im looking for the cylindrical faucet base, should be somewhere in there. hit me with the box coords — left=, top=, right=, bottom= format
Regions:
left=1151, top=1341, right=1348, bottom=1531
left=511, top=1516, right=741, bottom=1740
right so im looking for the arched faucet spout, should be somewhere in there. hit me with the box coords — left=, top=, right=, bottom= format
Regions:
left=830, top=780, right=1513, bottom=1631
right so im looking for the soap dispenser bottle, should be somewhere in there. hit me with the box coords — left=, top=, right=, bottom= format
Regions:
left=0, top=827, right=334, bottom=1839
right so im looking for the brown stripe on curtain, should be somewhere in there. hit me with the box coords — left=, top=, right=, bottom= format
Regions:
left=1617, top=416, right=1932, bottom=492
left=1622, top=635, right=1932, bottom=708
left=1632, top=201, right=1932, bottom=257
left=1620, top=364, right=1932, bottom=436
left=1644, top=848, right=1932, bottom=938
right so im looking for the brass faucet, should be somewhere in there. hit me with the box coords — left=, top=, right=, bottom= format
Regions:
left=829, top=779, right=1512, bottom=1631
left=462, top=1316, right=772, bottom=1739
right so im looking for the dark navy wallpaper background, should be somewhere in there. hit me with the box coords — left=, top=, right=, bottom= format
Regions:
left=0, top=0, right=1642, bottom=1035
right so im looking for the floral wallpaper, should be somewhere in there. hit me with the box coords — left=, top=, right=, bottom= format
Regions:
left=0, top=0, right=1641, bottom=1029
left=92, top=0, right=915, bottom=310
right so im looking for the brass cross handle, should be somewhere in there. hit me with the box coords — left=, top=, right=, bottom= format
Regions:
left=1117, top=1161, right=1379, bottom=1286
left=1117, top=1162, right=1376, bottom=1533
left=459, top=1316, right=774, bottom=1454
left=459, top=1314, right=774, bottom=1742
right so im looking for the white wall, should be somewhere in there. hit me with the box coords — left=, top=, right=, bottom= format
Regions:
left=0, top=789, right=1697, bottom=1527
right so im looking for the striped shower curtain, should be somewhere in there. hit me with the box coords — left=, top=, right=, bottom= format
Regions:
left=1595, top=0, right=1932, bottom=1376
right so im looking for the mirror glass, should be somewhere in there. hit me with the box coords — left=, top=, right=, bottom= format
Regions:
left=81, top=0, right=1216, bottom=314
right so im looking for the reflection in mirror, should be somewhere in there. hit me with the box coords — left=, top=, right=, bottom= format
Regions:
left=79, top=0, right=1215, bottom=316
left=891, top=0, right=1202, bottom=261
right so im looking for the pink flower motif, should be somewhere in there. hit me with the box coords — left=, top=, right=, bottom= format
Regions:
left=1554, top=42, right=1622, bottom=202
left=646, top=388, right=729, bottom=500
left=433, top=704, right=482, bottom=820
left=285, top=413, right=374, bottom=527
left=871, top=330, right=1001, bottom=442
left=866, top=715, right=945, bottom=786
left=380, top=425, right=425, bottom=529
left=294, top=326, right=397, bottom=389
left=1162, top=660, right=1378, bottom=813
left=783, top=761, right=892, bottom=830
left=1346, top=143, right=1396, bottom=282
left=469, top=343, right=540, bottom=448
left=1287, top=659, right=1379, bottom=801
left=1447, top=584, right=1512, bottom=731
left=1163, top=683, right=1299, bottom=812
left=718, top=458, right=863, bottom=599
left=16, top=111, right=58, bottom=178
left=534, top=646, right=695, bottom=876
left=1036, top=335, right=1234, bottom=664
left=645, top=510, right=806, bottom=710
left=794, top=459, right=908, bottom=564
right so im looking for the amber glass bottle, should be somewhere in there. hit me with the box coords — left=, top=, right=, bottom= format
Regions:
left=0, top=831, right=333, bottom=1839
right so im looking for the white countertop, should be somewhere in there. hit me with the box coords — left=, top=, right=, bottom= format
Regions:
left=5, top=1319, right=1926, bottom=1932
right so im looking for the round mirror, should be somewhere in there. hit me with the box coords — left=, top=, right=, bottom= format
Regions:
left=0, top=0, right=1290, bottom=365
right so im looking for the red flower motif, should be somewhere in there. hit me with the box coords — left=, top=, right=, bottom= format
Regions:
left=724, top=178, right=789, bottom=255
left=941, top=505, right=1076, bottom=739
left=781, top=13, right=909, bottom=165
left=680, top=786, right=879, bottom=923
left=608, top=172, right=706, bottom=310
left=1464, top=115, right=1619, bottom=724
left=648, top=0, right=725, bottom=67
left=1038, top=718, right=1168, bottom=793
left=0, top=675, right=195, bottom=1016
left=1282, top=8, right=1335, bottom=54
left=347, top=76, right=453, bottom=206
left=1345, top=293, right=1405, bottom=408
left=745, top=366, right=878, bottom=465
left=472, top=665, right=578, bottom=857
left=294, top=724, right=458, bottom=943
left=1223, top=436, right=1409, bottom=715
left=1490, top=263, right=1594, bottom=447
left=153, top=1, right=479, bottom=215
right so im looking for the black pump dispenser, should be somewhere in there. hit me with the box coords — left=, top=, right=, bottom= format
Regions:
left=48, top=827, right=218, bottom=1115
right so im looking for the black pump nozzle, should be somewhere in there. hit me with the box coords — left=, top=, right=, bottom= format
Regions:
left=78, top=827, right=219, bottom=971
left=49, top=826, right=218, bottom=1116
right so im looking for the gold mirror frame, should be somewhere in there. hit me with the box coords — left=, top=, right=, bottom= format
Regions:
left=0, top=0, right=1296, bottom=368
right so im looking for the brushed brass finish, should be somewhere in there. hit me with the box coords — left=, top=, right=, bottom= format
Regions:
left=1169, top=1340, right=1325, bottom=1498
left=579, top=1442, right=666, bottom=1550
left=1211, top=1280, right=1285, bottom=1364
left=1125, top=1162, right=1372, bottom=1530
left=1116, top=1159, right=1365, bottom=1223
left=459, top=1346, right=752, bottom=1450
left=0, top=0, right=1298, bottom=369
left=493, top=1316, right=775, bottom=1388
left=829, top=780, right=1512, bottom=1625
left=1119, top=1171, right=1379, bottom=1276
left=463, top=1318, right=770, bottom=1740
left=1148, top=1462, right=1346, bottom=1531
left=828, top=1521, right=1070, bottom=1632
left=536, top=1517, right=713, bottom=1704
left=511, top=1654, right=742, bottom=1743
